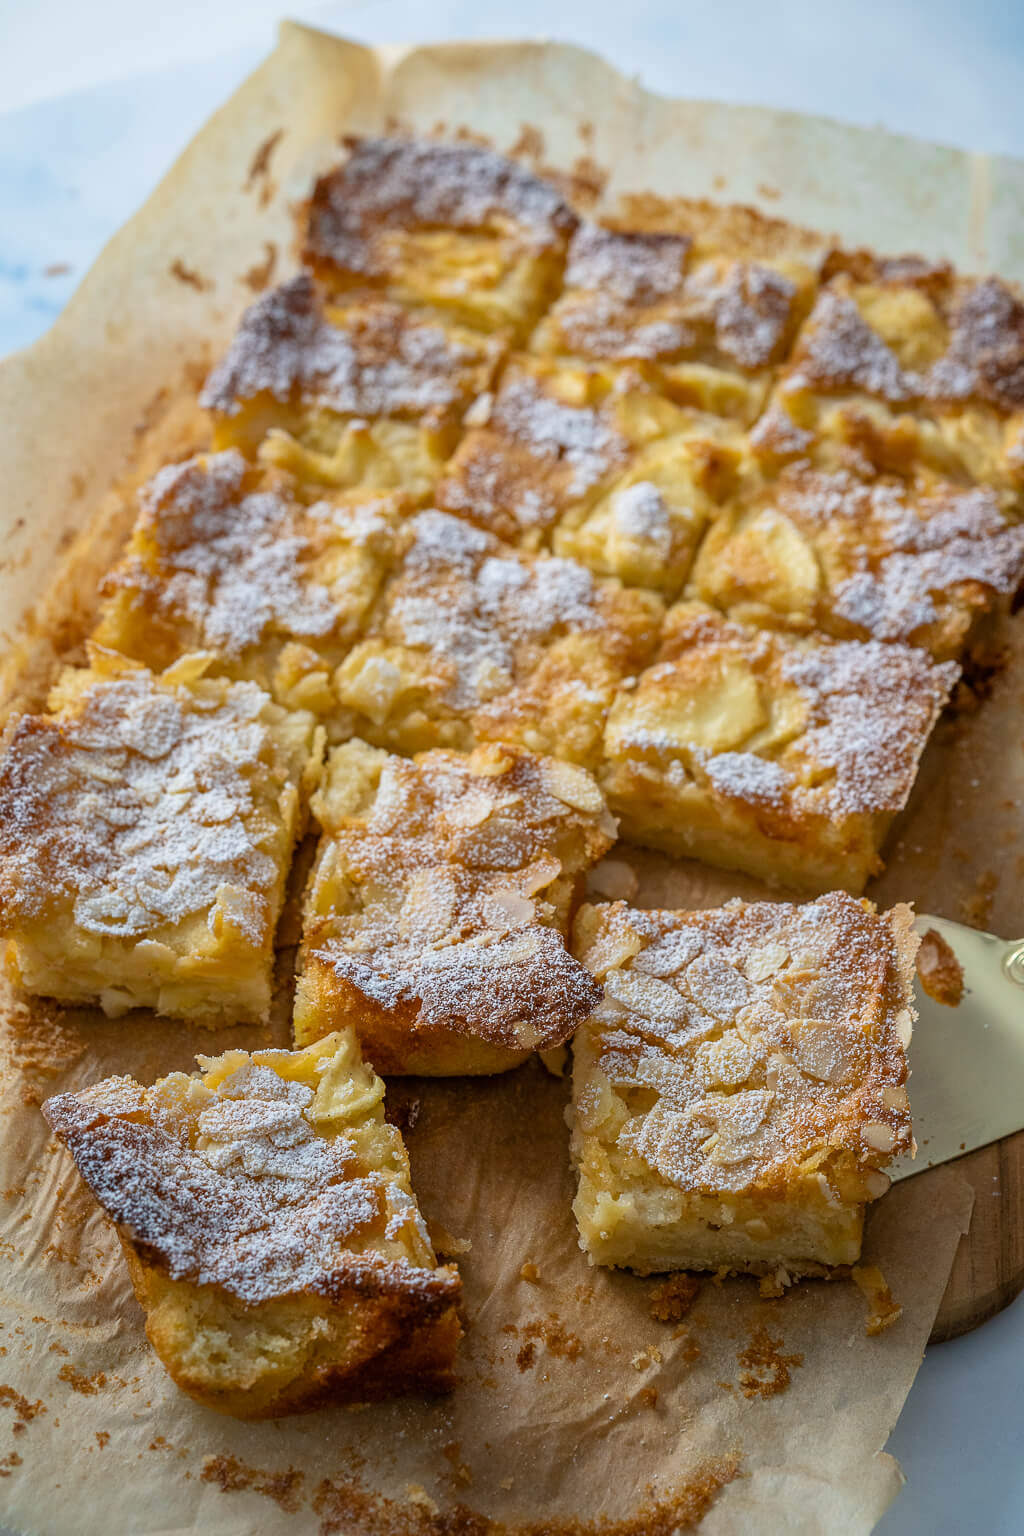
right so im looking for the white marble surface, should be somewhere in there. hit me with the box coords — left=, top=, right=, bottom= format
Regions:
left=0, top=4, right=1023, bottom=1531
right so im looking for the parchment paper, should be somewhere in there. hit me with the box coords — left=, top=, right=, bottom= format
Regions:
left=1, top=20, right=1020, bottom=1533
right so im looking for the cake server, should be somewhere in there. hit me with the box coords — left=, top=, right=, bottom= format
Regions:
left=889, top=914, right=1024, bottom=1181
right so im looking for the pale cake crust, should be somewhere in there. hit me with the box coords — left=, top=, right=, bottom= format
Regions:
left=201, top=274, right=504, bottom=498
left=334, top=509, right=663, bottom=771
left=42, top=1031, right=461, bottom=1418
left=302, top=135, right=578, bottom=338
left=690, top=462, right=1024, bottom=660
left=570, top=894, right=917, bottom=1276
left=0, top=651, right=320, bottom=1024
left=93, top=450, right=409, bottom=721
left=601, top=603, right=958, bottom=893
left=296, top=738, right=614, bottom=1074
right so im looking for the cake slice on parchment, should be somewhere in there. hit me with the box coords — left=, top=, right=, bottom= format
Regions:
left=0, top=650, right=320, bottom=1025
left=295, top=738, right=614, bottom=1074
left=569, top=893, right=917, bottom=1279
left=42, top=1030, right=461, bottom=1419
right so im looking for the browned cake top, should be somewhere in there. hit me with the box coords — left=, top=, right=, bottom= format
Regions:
left=750, top=465, right=1024, bottom=640
left=304, top=135, right=577, bottom=268
left=309, top=741, right=612, bottom=1050
left=643, top=608, right=959, bottom=818
left=200, top=274, right=497, bottom=425
left=107, top=452, right=336, bottom=654
left=379, top=510, right=650, bottom=705
left=554, top=223, right=800, bottom=367
left=574, top=893, right=915, bottom=1195
left=789, top=276, right=1024, bottom=410
left=43, top=1068, right=456, bottom=1308
left=0, top=666, right=287, bottom=937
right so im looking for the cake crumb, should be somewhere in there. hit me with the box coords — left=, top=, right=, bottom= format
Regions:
left=736, top=1326, right=804, bottom=1399
left=916, top=929, right=965, bottom=1006
left=650, top=1274, right=701, bottom=1322
left=853, top=1265, right=904, bottom=1335
left=405, top=1484, right=438, bottom=1515
left=520, top=1262, right=541, bottom=1284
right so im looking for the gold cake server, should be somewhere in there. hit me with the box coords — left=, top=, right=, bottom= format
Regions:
left=889, top=914, right=1024, bottom=1181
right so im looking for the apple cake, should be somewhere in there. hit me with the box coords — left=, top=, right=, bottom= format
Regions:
left=532, top=218, right=819, bottom=424
left=752, top=261, right=1024, bottom=510
left=0, top=651, right=320, bottom=1023
left=42, top=1030, right=461, bottom=1418
left=302, top=134, right=578, bottom=340
left=601, top=602, right=958, bottom=893
left=93, top=449, right=408, bottom=722
left=569, top=892, right=916, bottom=1275
left=295, top=738, right=614, bottom=1074
left=334, top=508, right=663, bottom=770
left=437, top=352, right=742, bottom=557
left=201, top=274, right=503, bottom=499
left=690, top=462, right=1024, bottom=661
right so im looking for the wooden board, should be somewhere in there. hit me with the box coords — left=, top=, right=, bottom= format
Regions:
left=929, top=1128, right=1024, bottom=1342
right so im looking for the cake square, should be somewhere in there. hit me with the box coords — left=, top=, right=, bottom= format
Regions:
left=752, top=264, right=1024, bottom=510
left=689, top=462, right=1024, bottom=661
left=0, top=651, right=320, bottom=1024
left=532, top=219, right=818, bottom=425
left=302, top=135, right=578, bottom=339
left=93, top=450, right=409, bottom=722
left=600, top=603, right=958, bottom=893
left=295, top=738, right=614, bottom=1074
left=436, top=352, right=741, bottom=554
left=334, top=509, right=664, bottom=770
left=201, top=275, right=503, bottom=500
left=42, top=1029, right=461, bottom=1418
left=569, top=893, right=916, bottom=1276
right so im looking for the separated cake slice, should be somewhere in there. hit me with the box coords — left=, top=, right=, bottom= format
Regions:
left=295, top=739, right=614, bottom=1074
left=334, top=509, right=663, bottom=771
left=752, top=263, right=1024, bottom=511
left=200, top=274, right=503, bottom=500
left=42, top=1030, right=461, bottom=1418
left=437, top=352, right=742, bottom=557
left=0, top=651, right=320, bottom=1023
left=601, top=603, right=958, bottom=894
left=532, top=218, right=819, bottom=424
left=570, top=893, right=916, bottom=1276
left=690, top=462, right=1024, bottom=662
left=302, top=135, right=578, bottom=339
left=93, top=450, right=408, bottom=724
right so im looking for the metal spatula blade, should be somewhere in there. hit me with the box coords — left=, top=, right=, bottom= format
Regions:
left=889, top=915, right=1024, bottom=1181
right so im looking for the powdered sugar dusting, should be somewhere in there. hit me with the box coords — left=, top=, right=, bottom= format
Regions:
left=43, top=1064, right=445, bottom=1306
left=383, top=511, right=603, bottom=709
left=111, top=451, right=340, bottom=655
left=566, top=225, right=691, bottom=303
left=308, top=742, right=612, bottom=1050
left=200, top=274, right=491, bottom=425
left=791, top=288, right=920, bottom=401
left=780, top=638, right=958, bottom=815
left=925, top=277, right=1024, bottom=410
left=685, top=261, right=798, bottom=369
left=575, top=893, right=915, bottom=1195
left=305, top=135, right=577, bottom=271
left=0, top=670, right=288, bottom=939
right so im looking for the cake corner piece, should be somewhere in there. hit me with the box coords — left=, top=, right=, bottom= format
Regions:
left=42, top=1027, right=462, bottom=1418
